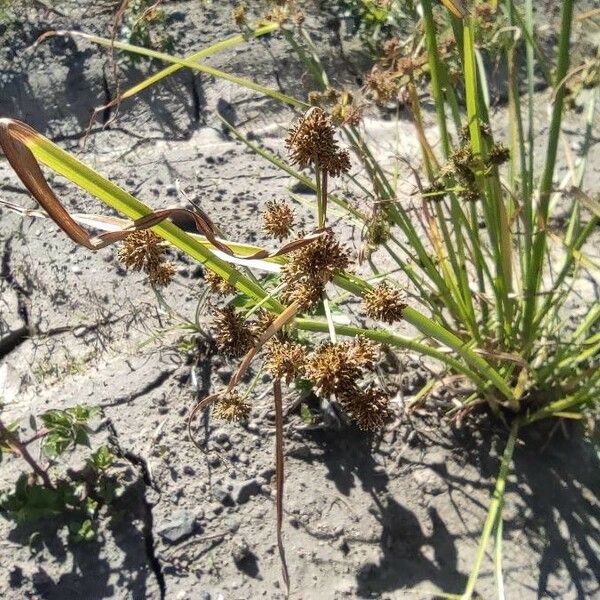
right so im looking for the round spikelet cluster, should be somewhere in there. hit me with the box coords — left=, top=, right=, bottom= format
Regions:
left=211, top=306, right=256, bottom=357
left=265, top=338, right=306, bottom=384
left=204, top=270, right=236, bottom=296
left=118, top=230, right=176, bottom=287
left=263, top=200, right=295, bottom=241
left=303, top=338, right=391, bottom=430
left=285, top=107, right=351, bottom=177
left=303, top=338, right=377, bottom=397
left=281, top=232, right=350, bottom=310
left=364, top=282, right=407, bottom=324
left=343, top=385, right=391, bottom=431
left=364, top=69, right=399, bottom=105
left=213, top=390, right=251, bottom=422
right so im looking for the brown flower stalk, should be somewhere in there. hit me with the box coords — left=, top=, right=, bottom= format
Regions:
left=285, top=107, right=350, bottom=227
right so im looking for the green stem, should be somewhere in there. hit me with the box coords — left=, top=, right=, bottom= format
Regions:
left=462, top=420, right=519, bottom=599
left=523, top=0, right=574, bottom=345
left=294, top=318, right=488, bottom=390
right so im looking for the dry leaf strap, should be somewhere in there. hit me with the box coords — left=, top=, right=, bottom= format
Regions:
left=0, top=118, right=326, bottom=260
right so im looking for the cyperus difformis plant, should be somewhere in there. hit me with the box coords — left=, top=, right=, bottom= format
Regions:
left=1, top=1, right=598, bottom=596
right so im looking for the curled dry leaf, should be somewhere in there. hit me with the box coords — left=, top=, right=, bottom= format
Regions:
left=0, top=118, right=327, bottom=262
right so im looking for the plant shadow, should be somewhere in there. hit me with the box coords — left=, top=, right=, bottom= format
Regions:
left=296, top=420, right=599, bottom=598
left=3, top=472, right=156, bottom=599
left=298, top=425, right=468, bottom=598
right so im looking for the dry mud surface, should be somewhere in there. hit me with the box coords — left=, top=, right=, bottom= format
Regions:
left=1, top=2, right=599, bottom=599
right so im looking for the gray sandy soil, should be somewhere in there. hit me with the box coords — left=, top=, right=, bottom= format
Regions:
left=1, top=1, right=599, bottom=599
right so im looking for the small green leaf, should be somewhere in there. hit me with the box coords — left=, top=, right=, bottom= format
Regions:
left=89, top=446, right=114, bottom=471
left=69, top=519, right=95, bottom=542
left=300, top=403, right=316, bottom=425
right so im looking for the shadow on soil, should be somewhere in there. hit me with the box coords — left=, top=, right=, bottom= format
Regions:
left=3, top=478, right=155, bottom=599
left=299, top=421, right=599, bottom=599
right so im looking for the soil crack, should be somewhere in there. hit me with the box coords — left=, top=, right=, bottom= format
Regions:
left=101, top=368, right=175, bottom=408
left=104, top=417, right=166, bottom=600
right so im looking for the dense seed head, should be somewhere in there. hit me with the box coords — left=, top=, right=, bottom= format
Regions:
left=304, top=342, right=360, bottom=397
left=148, top=262, right=176, bottom=287
left=265, top=338, right=306, bottom=383
left=341, top=385, right=391, bottom=431
left=281, top=232, right=351, bottom=310
left=249, top=309, right=276, bottom=338
left=232, top=2, right=247, bottom=26
left=364, top=282, right=407, bottom=324
left=211, top=306, right=256, bottom=357
left=205, top=270, right=235, bottom=296
left=118, top=230, right=175, bottom=287
left=365, top=69, right=399, bottom=105
left=303, top=338, right=379, bottom=398
left=487, top=142, right=510, bottom=167
left=422, top=179, right=447, bottom=203
left=213, top=390, right=251, bottom=422
left=263, top=200, right=295, bottom=241
left=285, top=107, right=351, bottom=177
left=366, top=212, right=391, bottom=246
left=345, top=337, right=379, bottom=370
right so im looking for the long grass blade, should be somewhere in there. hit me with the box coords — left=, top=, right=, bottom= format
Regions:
left=0, top=118, right=284, bottom=312
left=44, top=30, right=309, bottom=110
left=461, top=420, right=519, bottom=599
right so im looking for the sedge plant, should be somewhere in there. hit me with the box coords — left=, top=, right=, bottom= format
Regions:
left=1, top=1, right=599, bottom=597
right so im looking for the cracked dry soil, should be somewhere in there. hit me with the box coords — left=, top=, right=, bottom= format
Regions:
left=1, top=1, right=599, bottom=599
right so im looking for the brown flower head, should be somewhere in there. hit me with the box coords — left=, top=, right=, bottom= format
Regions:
left=422, top=179, right=447, bottom=202
left=213, top=390, right=251, bottom=422
left=382, top=37, right=401, bottom=59
left=341, top=385, right=391, bottom=431
left=323, top=148, right=351, bottom=177
left=339, top=104, right=363, bottom=127
left=205, top=270, right=235, bottom=296
left=303, top=338, right=379, bottom=398
left=304, top=342, right=360, bottom=397
left=365, top=68, right=399, bottom=105
left=460, top=186, right=481, bottom=203
left=281, top=279, right=324, bottom=311
left=285, top=107, right=350, bottom=177
left=265, top=338, right=306, bottom=383
left=487, top=142, right=510, bottom=167
left=364, top=282, right=406, bottom=324
left=366, top=211, right=391, bottom=246
left=324, top=87, right=342, bottom=103
left=281, top=232, right=350, bottom=310
left=263, top=200, right=295, bottom=241
left=249, top=308, right=276, bottom=337
left=450, top=146, right=477, bottom=185
left=346, top=337, right=379, bottom=369
left=118, top=229, right=175, bottom=287
left=211, top=306, right=256, bottom=357
left=475, top=3, right=495, bottom=29
left=149, top=262, right=176, bottom=287
left=308, top=90, right=324, bottom=106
